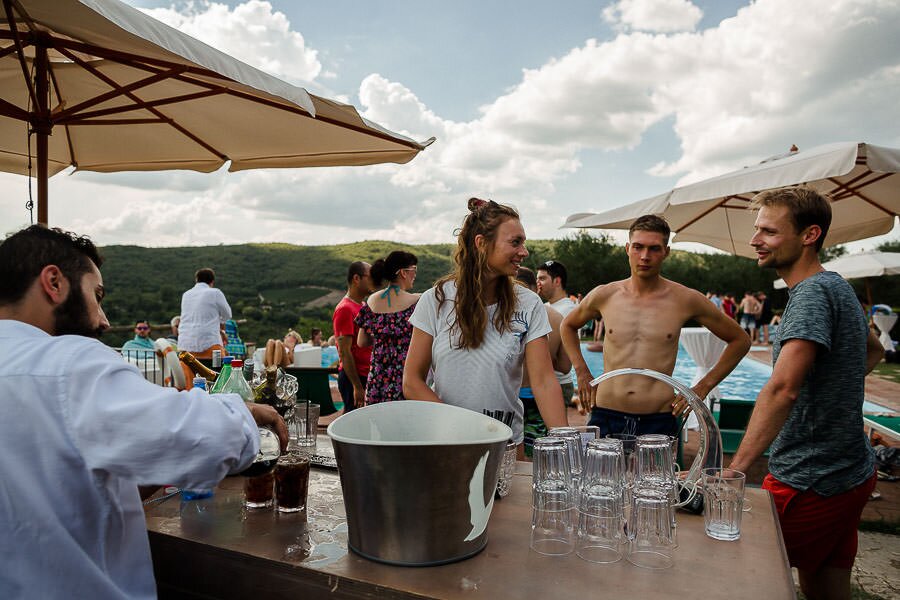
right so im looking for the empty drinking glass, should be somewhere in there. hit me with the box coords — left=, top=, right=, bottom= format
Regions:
left=702, top=468, right=746, bottom=541
left=627, top=485, right=676, bottom=569
left=548, top=427, right=584, bottom=500
left=634, top=434, right=676, bottom=487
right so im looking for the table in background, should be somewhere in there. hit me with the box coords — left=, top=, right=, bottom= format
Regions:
left=680, top=327, right=728, bottom=429
left=145, top=449, right=794, bottom=600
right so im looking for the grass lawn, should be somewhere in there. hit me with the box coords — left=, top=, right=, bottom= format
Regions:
left=872, top=361, right=900, bottom=384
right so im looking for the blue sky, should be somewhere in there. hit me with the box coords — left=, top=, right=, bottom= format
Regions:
left=2, top=0, right=898, bottom=250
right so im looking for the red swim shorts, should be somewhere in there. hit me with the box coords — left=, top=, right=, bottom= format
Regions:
left=763, top=472, right=876, bottom=571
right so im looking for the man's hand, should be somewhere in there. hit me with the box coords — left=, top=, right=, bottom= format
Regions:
left=671, top=392, right=693, bottom=418
left=673, top=383, right=711, bottom=417
left=246, top=402, right=289, bottom=451
left=575, top=369, right=595, bottom=415
left=353, top=384, right=366, bottom=410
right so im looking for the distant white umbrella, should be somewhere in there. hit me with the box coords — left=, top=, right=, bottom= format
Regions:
left=0, top=0, right=434, bottom=224
left=563, top=142, right=900, bottom=258
left=773, top=251, right=900, bottom=300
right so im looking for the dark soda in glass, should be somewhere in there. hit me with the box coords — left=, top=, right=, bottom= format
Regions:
left=243, top=471, right=274, bottom=508
left=275, top=453, right=310, bottom=513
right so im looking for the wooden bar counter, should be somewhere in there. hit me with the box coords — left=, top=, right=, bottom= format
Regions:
left=145, top=453, right=795, bottom=599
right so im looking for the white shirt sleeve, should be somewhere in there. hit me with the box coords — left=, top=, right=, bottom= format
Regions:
left=64, top=344, right=258, bottom=489
left=409, top=287, right=439, bottom=336
left=215, top=288, right=232, bottom=322
left=524, top=289, right=552, bottom=344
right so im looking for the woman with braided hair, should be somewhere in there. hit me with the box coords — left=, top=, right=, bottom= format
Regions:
left=404, top=198, right=567, bottom=455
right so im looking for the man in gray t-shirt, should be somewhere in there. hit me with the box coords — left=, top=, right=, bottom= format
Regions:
left=730, top=187, right=883, bottom=600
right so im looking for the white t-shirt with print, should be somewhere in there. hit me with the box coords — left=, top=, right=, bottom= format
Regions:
left=409, top=281, right=551, bottom=443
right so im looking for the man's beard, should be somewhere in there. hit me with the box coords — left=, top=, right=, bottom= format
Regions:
left=53, top=287, right=103, bottom=338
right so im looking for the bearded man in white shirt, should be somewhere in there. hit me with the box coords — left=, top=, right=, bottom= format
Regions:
left=178, top=267, right=232, bottom=358
left=0, top=225, right=286, bottom=600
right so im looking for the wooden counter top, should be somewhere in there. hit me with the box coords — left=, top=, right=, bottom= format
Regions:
left=146, top=456, right=794, bottom=599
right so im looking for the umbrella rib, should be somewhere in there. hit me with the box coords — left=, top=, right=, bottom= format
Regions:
left=0, top=96, right=29, bottom=120
left=826, top=175, right=897, bottom=216
left=46, top=61, right=77, bottom=169
left=2, top=0, right=38, bottom=110
left=61, top=89, right=224, bottom=122
left=56, top=47, right=228, bottom=161
left=53, top=65, right=189, bottom=122
left=673, top=196, right=731, bottom=231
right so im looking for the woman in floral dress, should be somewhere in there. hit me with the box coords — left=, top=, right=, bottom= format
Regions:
left=355, top=250, right=420, bottom=404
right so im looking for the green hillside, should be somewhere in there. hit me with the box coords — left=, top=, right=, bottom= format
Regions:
left=98, top=234, right=900, bottom=349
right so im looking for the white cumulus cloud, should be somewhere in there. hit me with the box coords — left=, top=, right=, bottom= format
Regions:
left=603, top=0, right=703, bottom=33
left=141, top=0, right=321, bottom=85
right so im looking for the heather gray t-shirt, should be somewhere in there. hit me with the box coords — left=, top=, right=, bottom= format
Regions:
left=409, top=281, right=551, bottom=443
left=769, top=271, right=875, bottom=496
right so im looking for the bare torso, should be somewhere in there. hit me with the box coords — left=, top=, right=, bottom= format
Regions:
left=591, top=279, right=698, bottom=414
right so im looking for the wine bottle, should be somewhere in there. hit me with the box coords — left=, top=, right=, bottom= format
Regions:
left=252, top=366, right=279, bottom=406
left=179, top=351, right=219, bottom=382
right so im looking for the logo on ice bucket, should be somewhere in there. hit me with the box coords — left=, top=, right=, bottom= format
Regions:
left=464, top=451, right=495, bottom=542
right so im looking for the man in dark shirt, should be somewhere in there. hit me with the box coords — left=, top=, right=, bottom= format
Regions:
left=730, top=187, right=883, bottom=600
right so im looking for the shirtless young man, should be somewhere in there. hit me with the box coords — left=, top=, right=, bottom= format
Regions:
left=560, top=215, right=750, bottom=436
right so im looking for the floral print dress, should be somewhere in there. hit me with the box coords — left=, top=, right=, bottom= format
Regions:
left=354, top=302, right=417, bottom=404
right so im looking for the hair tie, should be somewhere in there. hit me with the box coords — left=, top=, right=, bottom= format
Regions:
left=468, top=197, right=487, bottom=211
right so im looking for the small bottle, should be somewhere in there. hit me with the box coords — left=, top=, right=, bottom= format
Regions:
left=212, top=349, right=223, bottom=369
left=182, top=376, right=213, bottom=500
left=242, top=359, right=255, bottom=383
left=180, top=351, right=219, bottom=382
left=209, top=356, right=233, bottom=394
left=222, top=359, right=254, bottom=402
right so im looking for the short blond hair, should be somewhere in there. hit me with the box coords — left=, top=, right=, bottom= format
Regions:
left=751, top=187, right=832, bottom=251
left=284, top=330, right=303, bottom=344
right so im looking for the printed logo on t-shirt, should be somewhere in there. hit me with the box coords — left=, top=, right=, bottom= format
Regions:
left=483, top=409, right=515, bottom=428
left=506, top=310, right=530, bottom=361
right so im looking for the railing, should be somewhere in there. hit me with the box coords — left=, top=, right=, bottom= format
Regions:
left=116, top=348, right=170, bottom=387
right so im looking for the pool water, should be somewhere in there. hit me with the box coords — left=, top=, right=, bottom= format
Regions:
left=579, top=343, right=891, bottom=414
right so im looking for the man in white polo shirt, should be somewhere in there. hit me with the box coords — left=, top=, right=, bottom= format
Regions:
left=536, top=260, right=576, bottom=406
left=178, top=267, right=231, bottom=359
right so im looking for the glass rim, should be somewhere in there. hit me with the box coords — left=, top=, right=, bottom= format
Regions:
left=701, top=467, right=746, bottom=480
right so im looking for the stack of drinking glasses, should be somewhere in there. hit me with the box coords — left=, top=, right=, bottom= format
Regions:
left=576, top=438, right=627, bottom=563
left=628, top=434, right=678, bottom=569
left=530, top=437, right=576, bottom=555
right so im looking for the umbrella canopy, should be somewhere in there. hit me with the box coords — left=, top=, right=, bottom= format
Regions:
left=0, top=0, right=433, bottom=223
left=773, top=251, right=900, bottom=289
left=563, top=142, right=900, bottom=258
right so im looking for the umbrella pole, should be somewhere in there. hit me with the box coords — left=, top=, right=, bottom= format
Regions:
left=34, top=44, right=50, bottom=225
left=865, top=278, right=872, bottom=311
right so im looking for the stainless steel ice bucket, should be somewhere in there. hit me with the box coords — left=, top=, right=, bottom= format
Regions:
left=327, top=401, right=512, bottom=566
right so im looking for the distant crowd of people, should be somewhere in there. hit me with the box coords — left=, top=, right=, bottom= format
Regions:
left=706, top=289, right=777, bottom=344
left=0, top=186, right=885, bottom=600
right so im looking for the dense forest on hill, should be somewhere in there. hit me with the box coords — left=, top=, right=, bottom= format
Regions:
left=99, top=234, right=900, bottom=348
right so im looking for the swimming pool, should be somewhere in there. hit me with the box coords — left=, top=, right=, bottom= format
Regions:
left=579, top=343, right=891, bottom=414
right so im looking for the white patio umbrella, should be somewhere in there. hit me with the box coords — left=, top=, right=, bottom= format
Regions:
left=0, top=0, right=434, bottom=224
left=773, top=251, right=900, bottom=351
left=773, top=251, right=900, bottom=289
left=563, top=142, right=900, bottom=258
